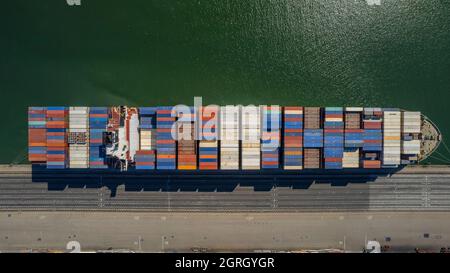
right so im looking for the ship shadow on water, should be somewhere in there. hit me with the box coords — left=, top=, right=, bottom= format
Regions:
left=30, top=165, right=404, bottom=198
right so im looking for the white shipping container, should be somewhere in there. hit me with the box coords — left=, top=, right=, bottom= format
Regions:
left=140, top=129, right=156, bottom=150
left=343, top=148, right=359, bottom=168
left=401, top=140, right=420, bottom=155
left=69, top=145, right=89, bottom=168
left=220, top=148, right=239, bottom=170
left=68, top=107, right=89, bottom=168
left=383, top=111, right=401, bottom=165
left=346, top=107, right=363, bottom=112
left=402, top=111, right=421, bottom=133
left=199, top=141, right=218, bottom=148
left=220, top=106, right=240, bottom=169
left=241, top=147, right=260, bottom=170
left=241, top=106, right=260, bottom=169
left=284, top=166, right=303, bottom=170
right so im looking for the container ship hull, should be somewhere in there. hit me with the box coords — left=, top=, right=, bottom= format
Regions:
left=28, top=106, right=441, bottom=172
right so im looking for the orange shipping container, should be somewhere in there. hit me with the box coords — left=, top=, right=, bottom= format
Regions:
left=178, top=165, right=196, bottom=170
left=29, top=142, right=47, bottom=147
left=157, top=154, right=176, bottom=159
left=199, top=155, right=217, bottom=159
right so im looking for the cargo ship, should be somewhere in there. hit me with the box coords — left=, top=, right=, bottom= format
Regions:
left=28, top=106, right=441, bottom=171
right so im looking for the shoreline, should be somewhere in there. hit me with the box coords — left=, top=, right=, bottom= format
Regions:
left=1, top=164, right=450, bottom=174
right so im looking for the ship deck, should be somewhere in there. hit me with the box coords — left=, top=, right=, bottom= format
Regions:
left=420, top=114, right=442, bottom=161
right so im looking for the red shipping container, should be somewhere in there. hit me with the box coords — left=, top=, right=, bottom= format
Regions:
left=345, top=129, right=364, bottom=133
left=29, top=129, right=46, bottom=136
left=28, top=118, right=46, bottom=122
left=47, top=123, right=67, bottom=128
left=199, top=165, right=218, bottom=170
left=325, top=114, right=343, bottom=118
left=284, top=107, right=302, bottom=111
left=46, top=132, right=65, bottom=136
left=156, top=140, right=175, bottom=144
left=157, top=110, right=174, bottom=114
left=325, top=158, right=342, bottom=162
left=29, top=155, right=47, bottom=162
left=28, top=110, right=46, bottom=114
left=262, top=161, right=278, bottom=166
left=156, top=128, right=173, bottom=133
left=262, top=153, right=279, bottom=158
left=285, top=117, right=302, bottom=122
left=90, top=114, right=108, bottom=118
left=136, top=162, right=155, bottom=166
left=364, top=139, right=382, bottom=144
left=284, top=129, right=303, bottom=133
left=363, top=160, right=381, bottom=169
left=324, top=129, right=344, bottom=133
left=157, top=117, right=175, bottom=121
left=364, top=122, right=382, bottom=129
left=46, top=110, right=66, bottom=116
left=136, top=150, right=155, bottom=155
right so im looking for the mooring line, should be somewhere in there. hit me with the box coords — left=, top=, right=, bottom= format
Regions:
left=429, top=155, right=450, bottom=164
left=434, top=150, right=450, bottom=162
left=10, top=147, right=28, bottom=165
left=441, top=140, right=450, bottom=155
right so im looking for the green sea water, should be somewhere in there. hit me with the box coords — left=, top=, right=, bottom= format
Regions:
left=1, top=0, right=450, bottom=164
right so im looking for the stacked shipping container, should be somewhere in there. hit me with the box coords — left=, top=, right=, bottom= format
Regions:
left=68, top=107, right=89, bottom=168
left=27, top=105, right=426, bottom=171
left=343, top=108, right=363, bottom=168
left=28, top=107, right=47, bottom=162
left=283, top=107, right=303, bottom=170
left=344, top=109, right=364, bottom=148
left=363, top=108, right=383, bottom=151
left=304, top=148, right=321, bottom=169
left=383, top=109, right=401, bottom=166
left=303, top=107, right=322, bottom=169
left=136, top=107, right=156, bottom=170
left=199, top=106, right=219, bottom=170
left=177, top=107, right=197, bottom=170
left=343, top=148, right=359, bottom=168
left=401, top=111, right=421, bottom=161
left=220, top=106, right=240, bottom=170
left=156, top=107, right=177, bottom=170
left=46, top=107, right=68, bottom=169
left=261, top=106, right=281, bottom=169
left=323, top=107, right=344, bottom=169
left=241, top=106, right=260, bottom=170
left=89, top=107, right=108, bottom=169
left=362, top=108, right=383, bottom=168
